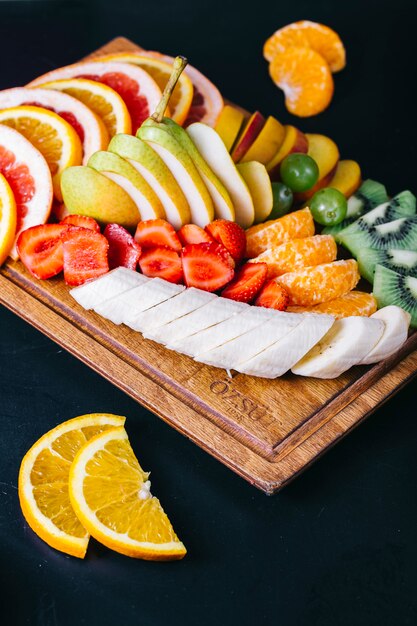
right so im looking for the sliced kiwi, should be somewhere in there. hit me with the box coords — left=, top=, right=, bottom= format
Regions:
left=373, top=264, right=417, bottom=328
left=356, top=248, right=417, bottom=283
left=338, top=216, right=417, bottom=257
left=323, top=179, right=388, bottom=236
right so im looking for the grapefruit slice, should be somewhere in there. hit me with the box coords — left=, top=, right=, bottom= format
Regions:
left=0, top=124, right=53, bottom=259
left=93, top=52, right=194, bottom=126
left=28, top=61, right=163, bottom=133
left=0, top=87, right=108, bottom=164
left=140, top=50, right=223, bottom=127
left=0, top=173, right=17, bottom=265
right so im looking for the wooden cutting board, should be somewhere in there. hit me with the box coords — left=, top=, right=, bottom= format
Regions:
left=1, top=37, right=416, bottom=494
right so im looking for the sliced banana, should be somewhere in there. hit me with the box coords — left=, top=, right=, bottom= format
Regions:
left=291, top=316, right=385, bottom=379
left=359, top=305, right=411, bottom=364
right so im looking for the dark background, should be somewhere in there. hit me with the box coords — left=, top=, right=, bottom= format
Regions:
left=1, top=1, right=417, bottom=624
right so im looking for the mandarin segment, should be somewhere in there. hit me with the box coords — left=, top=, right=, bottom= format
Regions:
left=275, top=259, right=360, bottom=306
left=287, top=291, right=377, bottom=318
left=245, top=207, right=315, bottom=258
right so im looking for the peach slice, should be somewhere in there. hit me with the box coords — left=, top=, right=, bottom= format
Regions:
left=239, top=116, right=285, bottom=165
left=231, top=111, right=265, bottom=162
left=214, top=105, right=246, bottom=151
left=295, top=133, right=339, bottom=202
left=266, top=125, right=308, bottom=180
left=326, top=160, right=362, bottom=197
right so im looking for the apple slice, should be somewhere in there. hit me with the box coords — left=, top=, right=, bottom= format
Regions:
left=230, top=111, right=265, bottom=162
left=70, top=267, right=148, bottom=310
left=108, top=134, right=191, bottom=230
left=186, top=122, right=255, bottom=228
left=326, top=160, right=362, bottom=197
left=239, top=115, right=285, bottom=165
left=88, top=151, right=165, bottom=221
left=295, top=133, right=339, bottom=202
left=61, top=166, right=140, bottom=230
left=266, top=125, right=308, bottom=180
left=138, top=123, right=214, bottom=228
left=237, top=161, right=273, bottom=223
left=214, top=105, right=246, bottom=151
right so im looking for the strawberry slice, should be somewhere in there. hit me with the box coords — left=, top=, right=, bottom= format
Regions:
left=138, top=246, right=183, bottom=283
left=16, top=224, right=69, bottom=280
left=60, top=214, right=101, bottom=232
left=255, top=279, right=289, bottom=311
left=181, top=242, right=235, bottom=292
left=62, top=226, right=109, bottom=286
left=221, top=262, right=268, bottom=303
left=134, top=219, right=181, bottom=252
left=104, top=223, right=141, bottom=271
left=177, top=223, right=214, bottom=246
left=205, top=219, right=247, bottom=264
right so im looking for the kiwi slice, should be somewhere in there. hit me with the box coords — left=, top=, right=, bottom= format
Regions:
left=373, top=264, right=417, bottom=328
left=323, top=179, right=388, bottom=236
left=356, top=248, right=417, bottom=283
left=339, top=216, right=417, bottom=257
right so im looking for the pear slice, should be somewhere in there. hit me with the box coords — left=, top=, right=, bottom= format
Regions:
left=186, top=123, right=255, bottom=228
left=138, top=123, right=214, bottom=228
left=108, top=134, right=191, bottom=230
left=61, top=166, right=140, bottom=230
left=237, top=161, right=273, bottom=224
left=161, top=118, right=235, bottom=221
left=88, top=151, right=165, bottom=221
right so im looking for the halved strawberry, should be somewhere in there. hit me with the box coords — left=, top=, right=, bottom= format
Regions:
left=62, top=226, right=109, bottom=286
left=60, top=214, right=101, bottom=232
left=138, top=246, right=183, bottom=283
left=16, top=224, right=69, bottom=280
left=221, top=262, right=268, bottom=303
left=134, top=219, right=181, bottom=252
left=255, top=279, right=289, bottom=311
left=181, top=242, right=235, bottom=292
left=205, top=219, right=246, bottom=264
left=104, top=223, right=141, bottom=271
left=177, top=223, right=214, bottom=246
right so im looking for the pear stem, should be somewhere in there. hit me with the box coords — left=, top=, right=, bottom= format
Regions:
left=151, top=55, right=188, bottom=123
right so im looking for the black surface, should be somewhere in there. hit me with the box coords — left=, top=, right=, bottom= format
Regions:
left=1, top=1, right=417, bottom=624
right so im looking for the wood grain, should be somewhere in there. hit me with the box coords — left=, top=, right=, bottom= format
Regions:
left=0, top=36, right=416, bottom=493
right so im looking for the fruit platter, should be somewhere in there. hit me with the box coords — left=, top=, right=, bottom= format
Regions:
left=0, top=35, right=416, bottom=494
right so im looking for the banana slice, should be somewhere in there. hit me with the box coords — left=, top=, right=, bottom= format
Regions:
left=359, top=305, right=411, bottom=364
left=291, top=316, right=385, bottom=379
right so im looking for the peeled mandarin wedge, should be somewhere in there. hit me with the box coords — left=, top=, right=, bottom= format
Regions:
left=18, top=413, right=126, bottom=558
left=0, top=105, right=82, bottom=201
left=0, top=172, right=16, bottom=265
left=39, top=78, right=132, bottom=137
left=287, top=291, right=377, bottom=318
left=68, top=426, right=186, bottom=561
left=275, top=259, right=360, bottom=306
left=248, top=234, right=337, bottom=278
left=269, top=46, right=334, bottom=117
left=245, top=207, right=315, bottom=258
left=264, top=20, right=346, bottom=73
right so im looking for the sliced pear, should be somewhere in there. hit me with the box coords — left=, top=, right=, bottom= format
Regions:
left=137, top=123, right=214, bottom=228
left=88, top=151, right=165, bottom=221
left=237, top=161, right=273, bottom=224
left=161, top=118, right=235, bottom=221
left=186, top=123, right=255, bottom=228
left=61, top=166, right=140, bottom=230
left=108, top=134, right=191, bottom=230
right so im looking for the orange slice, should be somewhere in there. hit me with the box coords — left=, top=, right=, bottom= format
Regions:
left=248, top=234, right=337, bottom=278
left=0, top=87, right=109, bottom=164
left=275, top=259, right=360, bottom=306
left=140, top=50, right=224, bottom=126
left=245, top=207, right=315, bottom=258
left=69, top=426, right=186, bottom=560
left=38, top=78, right=131, bottom=138
left=94, top=52, right=194, bottom=126
left=287, top=291, right=377, bottom=318
left=18, top=413, right=126, bottom=558
left=0, top=124, right=53, bottom=258
left=28, top=61, right=163, bottom=133
left=0, top=105, right=82, bottom=201
left=264, top=21, right=346, bottom=73
left=269, top=46, right=334, bottom=117
left=0, top=173, right=16, bottom=265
